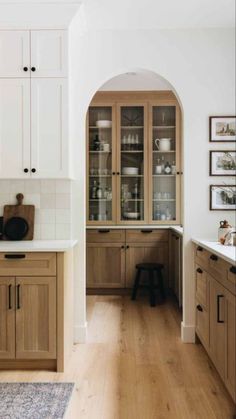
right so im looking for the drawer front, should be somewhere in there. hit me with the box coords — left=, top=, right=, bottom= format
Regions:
left=0, top=253, right=56, bottom=276
left=196, top=298, right=209, bottom=350
left=228, top=266, right=236, bottom=296
left=86, top=229, right=125, bottom=243
left=195, top=265, right=208, bottom=308
left=195, top=245, right=210, bottom=271
left=208, top=255, right=235, bottom=295
left=126, top=229, right=168, bottom=243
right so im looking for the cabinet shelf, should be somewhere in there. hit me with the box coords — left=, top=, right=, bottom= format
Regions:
left=153, top=150, right=176, bottom=153
left=89, top=126, right=112, bottom=129
left=89, top=151, right=112, bottom=154
left=153, top=126, right=175, bottom=129
left=121, top=126, right=143, bottom=129
left=153, top=174, right=175, bottom=177
left=89, top=175, right=111, bottom=177
left=153, top=199, right=176, bottom=202
left=121, top=150, right=143, bottom=153
left=122, top=199, right=144, bottom=201
left=89, top=199, right=112, bottom=202
left=121, top=175, right=143, bottom=177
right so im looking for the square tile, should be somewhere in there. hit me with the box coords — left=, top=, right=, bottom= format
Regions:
left=33, top=224, right=41, bottom=240
left=40, top=194, right=56, bottom=209
left=41, top=224, right=55, bottom=240
left=24, top=180, right=41, bottom=194
left=55, top=224, right=71, bottom=239
left=40, top=180, right=56, bottom=194
left=10, top=180, right=25, bottom=195
left=24, top=194, right=41, bottom=209
left=40, top=209, right=56, bottom=224
left=34, top=209, right=41, bottom=224
left=56, top=194, right=71, bottom=209
left=56, top=180, right=71, bottom=194
left=0, top=194, right=10, bottom=207
left=55, top=209, right=71, bottom=224
left=0, top=180, right=10, bottom=193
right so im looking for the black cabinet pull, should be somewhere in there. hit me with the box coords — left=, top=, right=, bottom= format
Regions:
left=16, top=284, right=20, bottom=309
left=8, top=285, right=12, bottom=310
left=196, top=304, right=203, bottom=312
left=175, top=236, right=180, bottom=240
left=112, top=172, right=116, bottom=175
left=121, top=245, right=125, bottom=249
left=24, top=168, right=29, bottom=173
left=116, top=172, right=120, bottom=175
left=230, top=266, right=236, bottom=274
left=31, top=67, right=36, bottom=72
left=196, top=267, right=203, bottom=274
left=197, top=246, right=203, bottom=251
left=126, top=245, right=130, bottom=249
left=31, top=168, right=36, bottom=173
left=210, top=254, right=218, bottom=261
left=5, top=254, right=25, bottom=259
left=98, top=229, right=110, bottom=233
left=23, top=66, right=28, bottom=72
left=141, top=229, right=153, bottom=233
left=217, top=295, right=224, bottom=323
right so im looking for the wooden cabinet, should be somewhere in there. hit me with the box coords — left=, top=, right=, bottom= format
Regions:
left=170, top=232, right=182, bottom=305
left=0, top=30, right=68, bottom=179
left=0, top=251, right=73, bottom=372
left=87, top=92, right=181, bottom=226
left=194, top=244, right=236, bottom=402
left=15, top=277, right=56, bottom=359
left=0, top=277, right=15, bottom=359
left=86, top=229, right=169, bottom=290
left=0, top=31, right=30, bottom=77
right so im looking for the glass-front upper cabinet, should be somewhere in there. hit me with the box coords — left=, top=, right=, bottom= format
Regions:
left=117, top=104, right=147, bottom=223
left=149, top=104, right=180, bottom=223
left=87, top=105, right=115, bottom=223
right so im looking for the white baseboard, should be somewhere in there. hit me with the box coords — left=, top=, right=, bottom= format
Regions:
left=181, top=322, right=196, bottom=343
left=74, top=322, right=87, bottom=343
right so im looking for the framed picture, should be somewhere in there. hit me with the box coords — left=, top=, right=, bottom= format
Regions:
left=210, top=185, right=236, bottom=210
left=210, top=150, right=236, bottom=176
left=209, top=116, right=236, bottom=142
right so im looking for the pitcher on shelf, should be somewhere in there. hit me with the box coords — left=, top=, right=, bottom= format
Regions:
left=155, top=138, right=172, bottom=152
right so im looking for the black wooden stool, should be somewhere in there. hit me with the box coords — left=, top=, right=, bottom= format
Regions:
left=131, top=263, right=165, bottom=307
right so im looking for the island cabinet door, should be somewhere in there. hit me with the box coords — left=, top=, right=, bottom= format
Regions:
left=224, top=288, right=236, bottom=402
left=0, top=278, right=15, bottom=359
left=15, top=277, right=56, bottom=359
left=86, top=243, right=126, bottom=288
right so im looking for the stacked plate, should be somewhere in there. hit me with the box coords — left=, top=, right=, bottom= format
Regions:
left=122, top=167, right=139, bottom=175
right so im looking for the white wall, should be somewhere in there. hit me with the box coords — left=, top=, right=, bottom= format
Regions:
left=69, top=20, right=235, bottom=341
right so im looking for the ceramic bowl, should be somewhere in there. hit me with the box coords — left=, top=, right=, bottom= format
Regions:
left=96, top=120, right=112, bottom=128
left=122, top=167, right=139, bottom=175
left=124, top=212, right=140, bottom=219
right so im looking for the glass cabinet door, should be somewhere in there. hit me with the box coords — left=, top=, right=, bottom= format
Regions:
left=118, top=105, right=147, bottom=223
left=87, top=106, right=115, bottom=223
left=150, top=105, right=179, bottom=223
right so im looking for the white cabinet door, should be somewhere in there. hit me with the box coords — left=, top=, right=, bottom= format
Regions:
left=31, top=30, right=67, bottom=77
left=31, top=78, right=68, bottom=178
left=0, top=79, right=30, bottom=178
left=0, top=31, right=30, bottom=77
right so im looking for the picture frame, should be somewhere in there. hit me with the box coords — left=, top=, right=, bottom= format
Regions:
left=210, top=185, right=236, bottom=210
left=209, top=150, right=236, bottom=176
left=209, top=116, right=236, bottom=142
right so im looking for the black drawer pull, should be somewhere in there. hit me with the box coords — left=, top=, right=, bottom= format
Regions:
left=197, top=246, right=203, bottom=252
left=196, top=304, right=203, bottom=312
left=98, top=229, right=110, bottom=233
left=196, top=267, right=203, bottom=274
left=141, top=229, right=153, bottom=233
left=175, top=236, right=180, bottom=240
left=230, top=266, right=236, bottom=274
left=16, top=284, right=20, bottom=309
left=8, top=285, right=12, bottom=310
left=210, top=254, right=218, bottom=261
left=4, top=254, right=26, bottom=259
left=217, top=295, right=224, bottom=323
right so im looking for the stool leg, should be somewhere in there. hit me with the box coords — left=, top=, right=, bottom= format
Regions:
left=157, top=269, right=165, bottom=302
left=131, top=269, right=141, bottom=301
left=149, top=270, right=156, bottom=307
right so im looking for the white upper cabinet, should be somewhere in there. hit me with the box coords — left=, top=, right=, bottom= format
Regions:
left=0, top=31, right=30, bottom=77
left=0, top=79, right=31, bottom=178
left=31, top=78, right=68, bottom=178
left=31, top=31, right=67, bottom=77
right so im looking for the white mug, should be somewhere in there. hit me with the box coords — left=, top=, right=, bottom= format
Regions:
left=155, top=165, right=162, bottom=174
left=103, top=143, right=110, bottom=152
left=155, top=138, right=171, bottom=152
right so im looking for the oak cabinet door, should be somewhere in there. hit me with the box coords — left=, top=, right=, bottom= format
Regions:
left=224, top=289, right=236, bottom=402
left=15, top=277, right=56, bottom=359
left=0, top=31, right=30, bottom=77
left=31, top=78, right=68, bottom=178
left=209, top=276, right=226, bottom=380
left=86, top=243, right=125, bottom=288
left=31, top=30, right=67, bottom=78
left=125, top=242, right=168, bottom=288
left=0, top=278, right=15, bottom=359
left=0, top=79, right=31, bottom=178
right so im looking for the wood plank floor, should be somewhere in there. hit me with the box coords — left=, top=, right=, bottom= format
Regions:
left=0, top=295, right=235, bottom=419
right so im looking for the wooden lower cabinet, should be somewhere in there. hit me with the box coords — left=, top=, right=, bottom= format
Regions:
left=224, top=288, right=236, bottom=401
left=170, top=232, right=182, bottom=305
left=15, top=277, right=56, bottom=359
left=0, top=277, right=15, bottom=359
left=125, top=242, right=168, bottom=288
left=87, top=243, right=125, bottom=288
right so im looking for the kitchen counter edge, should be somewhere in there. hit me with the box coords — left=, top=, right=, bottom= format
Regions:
left=192, top=238, right=236, bottom=266
left=86, top=225, right=183, bottom=235
left=0, top=240, right=78, bottom=252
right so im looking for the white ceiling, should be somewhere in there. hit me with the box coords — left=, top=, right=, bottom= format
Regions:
left=82, top=0, right=235, bottom=30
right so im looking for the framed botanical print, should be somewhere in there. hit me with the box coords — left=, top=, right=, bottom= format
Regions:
left=210, top=185, right=236, bottom=210
left=210, top=151, right=236, bottom=176
left=209, top=116, right=236, bottom=142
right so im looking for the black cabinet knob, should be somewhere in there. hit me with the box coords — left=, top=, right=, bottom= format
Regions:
left=197, top=246, right=203, bottom=252
left=31, top=67, right=36, bottom=72
left=230, top=266, right=236, bottom=274
left=196, top=304, right=203, bottom=312
left=31, top=168, right=36, bottom=173
left=23, top=168, right=29, bottom=173
left=23, top=66, right=28, bottom=72
left=196, top=267, right=203, bottom=274
left=117, top=172, right=120, bottom=175
left=126, top=245, right=130, bottom=249
left=121, top=245, right=125, bottom=249
left=210, top=254, right=218, bottom=261
left=112, top=172, right=116, bottom=175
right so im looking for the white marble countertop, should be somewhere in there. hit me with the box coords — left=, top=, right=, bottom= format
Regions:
left=0, top=240, right=78, bottom=252
left=86, top=225, right=183, bottom=235
left=192, top=239, right=236, bottom=266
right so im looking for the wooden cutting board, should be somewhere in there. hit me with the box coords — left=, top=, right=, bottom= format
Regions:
left=3, top=193, right=35, bottom=240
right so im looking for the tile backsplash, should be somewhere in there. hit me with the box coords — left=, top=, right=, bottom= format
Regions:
left=0, top=180, right=72, bottom=240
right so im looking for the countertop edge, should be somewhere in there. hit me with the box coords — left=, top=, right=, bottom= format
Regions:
left=192, top=238, right=236, bottom=266
left=86, top=225, right=183, bottom=235
left=0, top=240, right=78, bottom=252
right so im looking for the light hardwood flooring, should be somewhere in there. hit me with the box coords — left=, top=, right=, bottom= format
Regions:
left=0, top=295, right=235, bottom=419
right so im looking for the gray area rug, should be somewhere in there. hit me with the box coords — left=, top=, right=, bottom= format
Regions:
left=0, top=383, right=74, bottom=419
